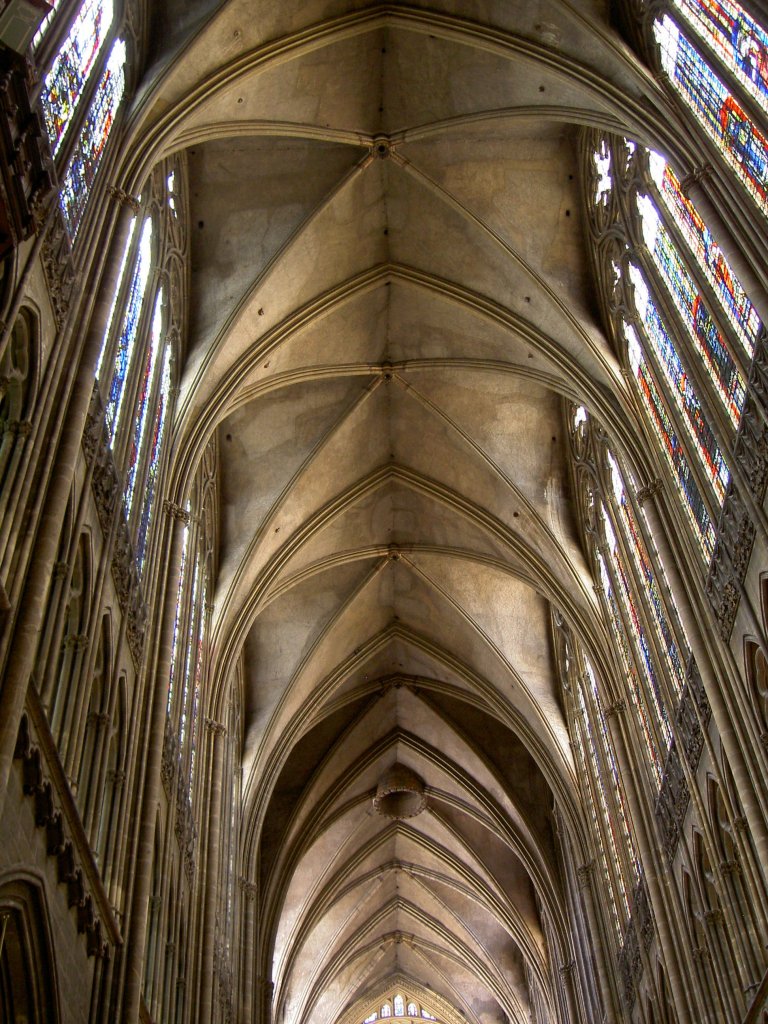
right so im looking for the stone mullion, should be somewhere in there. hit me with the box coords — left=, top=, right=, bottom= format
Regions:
left=605, top=699, right=697, bottom=1024
left=83, top=709, right=110, bottom=843
left=102, top=615, right=131, bottom=906
left=0, top=419, right=31, bottom=532
left=639, top=485, right=768, bottom=883
left=577, top=859, right=618, bottom=1023
left=54, top=632, right=89, bottom=764
left=65, top=443, right=132, bottom=786
left=121, top=499, right=189, bottom=1024
left=34, top=558, right=69, bottom=701
left=196, top=718, right=227, bottom=1024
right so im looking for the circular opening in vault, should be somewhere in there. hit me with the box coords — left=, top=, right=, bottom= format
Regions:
left=373, top=764, right=427, bottom=819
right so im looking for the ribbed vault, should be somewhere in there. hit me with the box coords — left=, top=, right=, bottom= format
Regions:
left=127, top=2, right=675, bottom=1021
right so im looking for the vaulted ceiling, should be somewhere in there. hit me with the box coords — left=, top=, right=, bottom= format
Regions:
left=127, top=2, right=662, bottom=1022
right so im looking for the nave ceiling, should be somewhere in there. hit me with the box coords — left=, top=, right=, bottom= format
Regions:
left=120, top=2, right=678, bottom=1022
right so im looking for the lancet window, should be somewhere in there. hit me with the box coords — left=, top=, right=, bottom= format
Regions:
left=164, top=442, right=216, bottom=870
left=94, top=165, right=182, bottom=579
left=568, top=405, right=696, bottom=792
left=556, top=622, right=640, bottom=946
left=33, top=0, right=128, bottom=239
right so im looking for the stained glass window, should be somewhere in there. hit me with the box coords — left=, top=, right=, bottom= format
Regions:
left=103, top=217, right=152, bottom=442
left=628, top=265, right=730, bottom=503
left=607, top=453, right=687, bottom=700
left=572, top=661, right=640, bottom=940
left=655, top=15, right=768, bottom=213
left=647, top=151, right=761, bottom=357
left=635, top=191, right=746, bottom=426
left=364, top=1014, right=377, bottom=1023
left=672, top=0, right=768, bottom=114
left=394, top=996, right=405, bottom=1016
left=125, top=290, right=163, bottom=519
left=42, top=0, right=114, bottom=156
left=59, top=36, right=126, bottom=238
left=407, top=1005, right=418, bottom=1017
left=625, top=321, right=716, bottom=557
left=598, top=550, right=664, bottom=784
left=136, top=344, right=171, bottom=576
left=168, top=518, right=190, bottom=714
left=178, top=557, right=201, bottom=751
left=381, top=1006, right=392, bottom=1018
left=95, top=215, right=136, bottom=380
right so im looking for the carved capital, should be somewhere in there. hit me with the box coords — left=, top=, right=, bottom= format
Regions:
left=53, top=560, right=69, bottom=580
left=205, top=718, right=226, bottom=737
left=636, top=478, right=663, bottom=505
left=679, top=164, right=713, bottom=196
left=732, top=815, right=749, bottom=833
left=107, top=185, right=141, bottom=213
left=692, top=945, right=711, bottom=963
left=558, top=960, right=576, bottom=977
left=604, top=699, right=626, bottom=718
left=704, top=908, right=723, bottom=926
left=577, top=861, right=595, bottom=889
left=163, top=499, right=190, bottom=524
left=239, top=877, right=257, bottom=902
left=719, top=858, right=741, bottom=877
left=65, top=633, right=89, bottom=652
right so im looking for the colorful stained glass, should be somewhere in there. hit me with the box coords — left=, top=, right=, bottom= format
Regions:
left=136, top=344, right=171, bottom=576
left=42, top=0, right=113, bottom=156
left=95, top=215, right=136, bottom=380
left=629, top=265, right=730, bottom=503
left=647, top=152, right=761, bottom=357
left=59, top=37, right=126, bottom=239
left=407, top=1005, right=418, bottom=1017
left=104, top=217, right=152, bottom=442
left=655, top=15, right=768, bottom=213
left=673, top=0, right=768, bottom=114
left=635, top=192, right=746, bottom=426
left=608, top=453, right=687, bottom=699
left=394, top=996, right=405, bottom=1016
left=125, top=290, right=163, bottom=518
left=625, top=322, right=716, bottom=558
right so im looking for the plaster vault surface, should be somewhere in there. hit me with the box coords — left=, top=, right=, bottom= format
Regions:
left=127, top=2, right=653, bottom=1022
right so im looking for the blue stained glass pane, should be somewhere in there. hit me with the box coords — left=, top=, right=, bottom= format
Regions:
left=136, top=344, right=171, bottom=576
left=636, top=192, right=746, bottom=427
left=125, top=289, right=163, bottom=518
left=42, top=0, right=113, bottom=156
left=629, top=265, right=731, bottom=504
left=59, top=37, right=126, bottom=239
left=104, top=217, right=152, bottom=442
left=673, top=0, right=768, bottom=114
left=95, top=215, right=136, bottom=380
left=648, top=152, right=761, bottom=357
left=625, top=322, right=716, bottom=558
